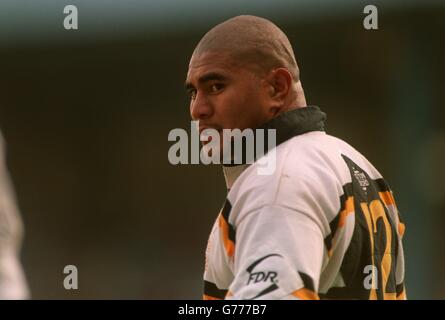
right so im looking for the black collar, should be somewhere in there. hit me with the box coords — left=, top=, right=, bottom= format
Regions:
left=223, top=106, right=326, bottom=166
left=258, top=105, right=326, bottom=147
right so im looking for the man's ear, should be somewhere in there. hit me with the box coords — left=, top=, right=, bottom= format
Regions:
left=264, top=68, right=293, bottom=115
left=269, top=68, right=292, bottom=101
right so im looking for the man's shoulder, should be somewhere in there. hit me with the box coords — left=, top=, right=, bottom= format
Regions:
left=227, top=132, right=345, bottom=207
left=227, top=131, right=384, bottom=216
left=230, top=131, right=349, bottom=193
left=282, top=131, right=380, bottom=176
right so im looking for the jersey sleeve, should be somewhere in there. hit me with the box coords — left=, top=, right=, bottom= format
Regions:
left=226, top=204, right=327, bottom=300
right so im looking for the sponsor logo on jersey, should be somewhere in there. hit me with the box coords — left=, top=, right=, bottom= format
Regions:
left=245, top=254, right=283, bottom=299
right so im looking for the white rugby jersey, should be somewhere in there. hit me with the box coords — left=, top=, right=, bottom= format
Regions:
left=203, top=106, right=406, bottom=300
left=0, top=131, right=29, bottom=299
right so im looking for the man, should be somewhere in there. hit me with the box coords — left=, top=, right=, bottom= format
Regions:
left=185, top=15, right=406, bottom=300
left=0, top=130, right=29, bottom=299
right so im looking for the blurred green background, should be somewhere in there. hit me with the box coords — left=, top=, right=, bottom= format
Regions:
left=0, top=0, right=444, bottom=299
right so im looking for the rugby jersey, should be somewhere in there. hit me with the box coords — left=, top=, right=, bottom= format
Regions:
left=203, top=106, right=406, bottom=300
left=0, top=131, right=29, bottom=299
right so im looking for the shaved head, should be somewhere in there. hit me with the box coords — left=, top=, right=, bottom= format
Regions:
left=193, top=15, right=300, bottom=81
left=186, top=15, right=307, bottom=141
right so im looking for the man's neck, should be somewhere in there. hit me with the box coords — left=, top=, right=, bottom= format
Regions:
left=222, top=164, right=249, bottom=190
left=221, top=105, right=326, bottom=190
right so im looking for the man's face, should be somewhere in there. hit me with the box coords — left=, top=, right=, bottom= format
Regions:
left=185, top=52, right=273, bottom=142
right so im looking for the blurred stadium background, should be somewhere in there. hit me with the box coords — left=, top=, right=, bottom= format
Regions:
left=0, top=0, right=444, bottom=299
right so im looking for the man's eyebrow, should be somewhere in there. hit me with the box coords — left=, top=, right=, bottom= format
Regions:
left=184, top=72, right=228, bottom=91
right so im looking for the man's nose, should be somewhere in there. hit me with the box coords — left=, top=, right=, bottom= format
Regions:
left=190, top=92, right=213, bottom=120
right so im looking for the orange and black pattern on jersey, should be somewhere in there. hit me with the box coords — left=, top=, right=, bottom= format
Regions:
left=321, top=155, right=405, bottom=300
left=203, top=272, right=319, bottom=300
left=203, top=280, right=228, bottom=300
left=219, top=199, right=236, bottom=258
left=291, top=272, right=320, bottom=300
left=203, top=199, right=236, bottom=300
